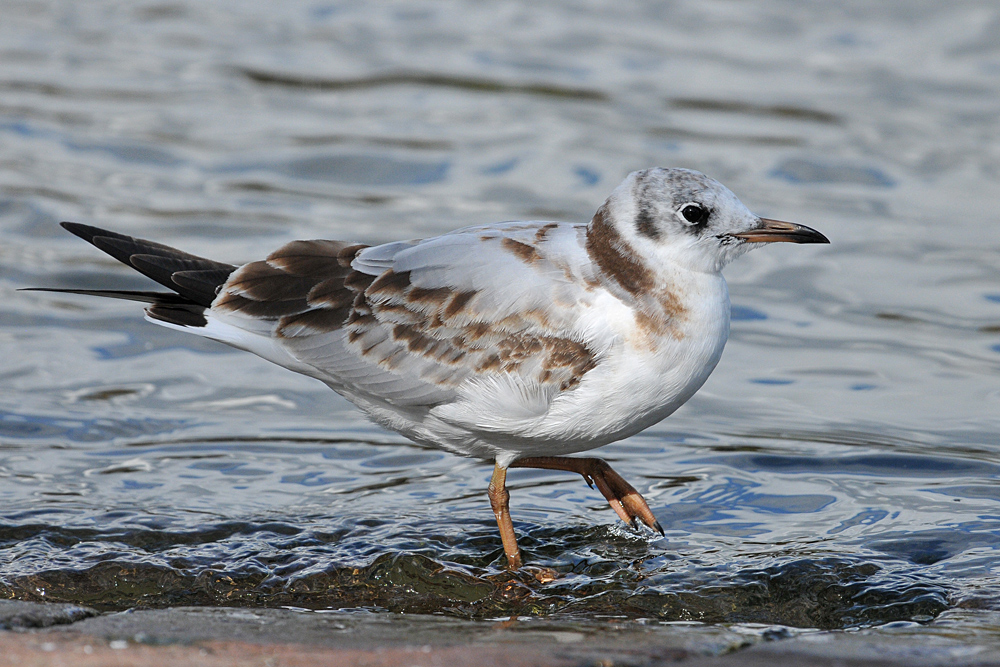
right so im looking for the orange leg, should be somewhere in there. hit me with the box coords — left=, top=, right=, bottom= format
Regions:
left=488, top=463, right=523, bottom=569
left=510, top=456, right=664, bottom=535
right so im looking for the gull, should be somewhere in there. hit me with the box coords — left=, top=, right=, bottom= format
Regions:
left=27, top=168, right=828, bottom=569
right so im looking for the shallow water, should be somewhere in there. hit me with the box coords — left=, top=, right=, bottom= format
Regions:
left=2, top=0, right=1000, bottom=645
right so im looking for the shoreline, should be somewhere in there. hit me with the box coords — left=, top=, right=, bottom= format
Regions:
left=2, top=600, right=997, bottom=667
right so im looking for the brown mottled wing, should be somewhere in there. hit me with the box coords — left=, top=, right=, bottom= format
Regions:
left=210, top=223, right=601, bottom=415
left=215, top=239, right=366, bottom=330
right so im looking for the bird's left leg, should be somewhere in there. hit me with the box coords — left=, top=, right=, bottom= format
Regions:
left=510, top=456, right=664, bottom=535
left=488, top=462, right=523, bottom=569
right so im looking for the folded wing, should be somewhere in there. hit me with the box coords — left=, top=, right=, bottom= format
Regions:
left=208, top=222, right=604, bottom=424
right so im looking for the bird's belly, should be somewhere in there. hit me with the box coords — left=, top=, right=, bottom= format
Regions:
left=506, top=305, right=731, bottom=456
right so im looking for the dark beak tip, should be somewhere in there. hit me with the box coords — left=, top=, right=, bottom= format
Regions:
left=735, top=219, right=830, bottom=245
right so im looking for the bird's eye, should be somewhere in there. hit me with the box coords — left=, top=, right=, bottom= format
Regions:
left=680, top=204, right=709, bottom=225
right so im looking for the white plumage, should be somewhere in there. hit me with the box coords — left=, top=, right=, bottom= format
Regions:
left=33, top=167, right=828, bottom=568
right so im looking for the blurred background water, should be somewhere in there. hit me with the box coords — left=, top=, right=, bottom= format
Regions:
left=2, top=0, right=1000, bottom=651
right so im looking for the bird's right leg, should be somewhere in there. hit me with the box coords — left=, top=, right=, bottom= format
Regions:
left=488, top=463, right=523, bottom=569
left=510, top=456, right=663, bottom=535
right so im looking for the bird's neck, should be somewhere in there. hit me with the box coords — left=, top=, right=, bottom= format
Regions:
left=586, top=204, right=728, bottom=345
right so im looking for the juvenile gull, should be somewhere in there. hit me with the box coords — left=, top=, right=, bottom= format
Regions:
left=28, top=168, right=828, bottom=569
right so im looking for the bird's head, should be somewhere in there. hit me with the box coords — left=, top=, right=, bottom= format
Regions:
left=594, top=168, right=828, bottom=274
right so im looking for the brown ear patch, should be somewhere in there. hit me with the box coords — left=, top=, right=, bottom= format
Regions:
left=585, top=205, right=654, bottom=296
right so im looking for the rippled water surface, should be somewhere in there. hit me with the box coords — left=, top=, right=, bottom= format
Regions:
left=2, top=0, right=1000, bottom=647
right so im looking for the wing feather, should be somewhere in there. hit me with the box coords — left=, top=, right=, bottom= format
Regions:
left=204, top=222, right=604, bottom=421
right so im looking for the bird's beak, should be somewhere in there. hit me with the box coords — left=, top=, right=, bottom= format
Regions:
left=731, top=218, right=830, bottom=244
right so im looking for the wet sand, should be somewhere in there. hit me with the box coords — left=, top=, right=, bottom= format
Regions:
left=2, top=601, right=997, bottom=667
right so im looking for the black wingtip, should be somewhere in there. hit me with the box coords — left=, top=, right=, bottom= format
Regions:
left=54, top=222, right=237, bottom=307
left=60, top=221, right=106, bottom=243
left=59, top=221, right=148, bottom=249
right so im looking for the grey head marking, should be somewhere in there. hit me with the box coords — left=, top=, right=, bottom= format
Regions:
left=632, top=168, right=718, bottom=241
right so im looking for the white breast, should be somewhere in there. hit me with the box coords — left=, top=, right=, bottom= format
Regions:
left=521, top=272, right=730, bottom=453
left=426, top=269, right=731, bottom=463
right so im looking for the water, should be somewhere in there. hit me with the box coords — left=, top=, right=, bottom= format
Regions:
left=2, top=0, right=1000, bottom=648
